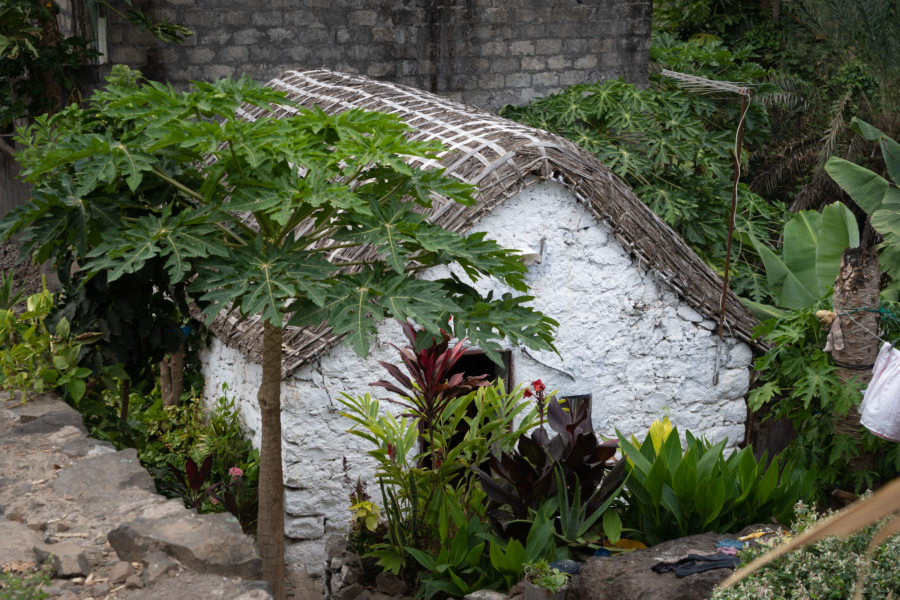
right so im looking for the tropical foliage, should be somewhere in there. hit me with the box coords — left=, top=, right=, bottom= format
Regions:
left=826, top=118, right=900, bottom=297
left=744, top=201, right=858, bottom=317
left=617, top=418, right=815, bottom=546
left=0, top=284, right=98, bottom=402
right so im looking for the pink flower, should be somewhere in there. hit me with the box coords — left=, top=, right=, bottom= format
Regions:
left=210, top=497, right=220, bottom=505
left=532, top=379, right=545, bottom=393
left=229, top=467, right=244, bottom=478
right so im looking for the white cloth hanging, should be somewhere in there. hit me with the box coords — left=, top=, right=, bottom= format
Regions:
left=860, top=342, right=900, bottom=441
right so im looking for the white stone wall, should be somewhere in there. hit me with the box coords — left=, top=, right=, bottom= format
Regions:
left=200, top=181, right=752, bottom=575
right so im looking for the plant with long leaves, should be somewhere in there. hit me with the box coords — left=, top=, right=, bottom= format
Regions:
left=1, top=67, right=557, bottom=599
left=340, top=380, right=538, bottom=576
left=371, top=320, right=490, bottom=465
left=476, top=392, right=625, bottom=553
left=826, top=117, right=900, bottom=299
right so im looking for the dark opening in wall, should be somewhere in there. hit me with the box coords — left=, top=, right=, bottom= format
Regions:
left=448, top=349, right=512, bottom=389
left=419, top=349, right=512, bottom=466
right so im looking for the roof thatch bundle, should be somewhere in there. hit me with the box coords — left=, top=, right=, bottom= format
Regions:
left=209, top=69, right=758, bottom=378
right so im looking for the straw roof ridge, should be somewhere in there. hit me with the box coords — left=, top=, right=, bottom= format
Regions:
left=208, top=69, right=759, bottom=379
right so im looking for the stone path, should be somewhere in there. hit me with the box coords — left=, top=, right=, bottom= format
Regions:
left=0, top=392, right=272, bottom=599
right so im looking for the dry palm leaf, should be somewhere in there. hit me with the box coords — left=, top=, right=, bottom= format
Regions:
left=720, top=476, right=900, bottom=600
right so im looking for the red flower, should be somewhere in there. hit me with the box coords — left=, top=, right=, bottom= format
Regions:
left=532, top=379, right=546, bottom=393
left=386, top=443, right=397, bottom=462
left=523, top=388, right=533, bottom=398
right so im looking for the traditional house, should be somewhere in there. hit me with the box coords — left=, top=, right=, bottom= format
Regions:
left=199, top=70, right=759, bottom=575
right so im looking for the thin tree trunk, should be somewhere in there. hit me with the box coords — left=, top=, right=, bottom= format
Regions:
left=832, top=247, right=881, bottom=472
left=160, top=358, right=173, bottom=406
left=119, top=378, right=130, bottom=423
left=257, top=320, right=285, bottom=600
left=170, top=343, right=185, bottom=400
left=159, top=342, right=185, bottom=407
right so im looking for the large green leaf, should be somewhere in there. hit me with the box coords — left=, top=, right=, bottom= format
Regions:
left=849, top=117, right=900, bottom=184
left=747, top=230, right=816, bottom=310
left=747, top=202, right=859, bottom=310
left=782, top=210, right=821, bottom=297
left=816, top=201, right=860, bottom=293
left=825, top=156, right=890, bottom=214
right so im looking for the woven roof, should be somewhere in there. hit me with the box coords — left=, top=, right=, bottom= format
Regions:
left=210, top=69, right=759, bottom=379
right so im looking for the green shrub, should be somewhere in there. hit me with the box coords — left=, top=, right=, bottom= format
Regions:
left=750, top=303, right=900, bottom=495
left=0, top=566, right=51, bottom=600
left=339, top=380, right=535, bottom=576
left=711, top=502, right=900, bottom=600
left=137, top=387, right=259, bottom=534
left=0, top=284, right=97, bottom=402
left=618, top=418, right=815, bottom=545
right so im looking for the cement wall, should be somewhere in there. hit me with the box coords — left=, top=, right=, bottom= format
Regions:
left=199, top=181, right=752, bottom=576
left=106, top=0, right=651, bottom=110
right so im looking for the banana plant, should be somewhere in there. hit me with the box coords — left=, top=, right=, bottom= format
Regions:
left=744, top=201, right=859, bottom=318
left=825, top=117, right=900, bottom=299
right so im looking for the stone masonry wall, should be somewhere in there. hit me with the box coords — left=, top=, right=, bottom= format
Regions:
left=200, top=181, right=753, bottom=577
left=105, top=0, right=651, bottom=109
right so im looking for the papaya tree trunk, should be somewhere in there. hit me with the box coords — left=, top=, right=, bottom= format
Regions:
left=832, top=247, right=881, bottom=472
left=257, top=320, right=285, bottom=600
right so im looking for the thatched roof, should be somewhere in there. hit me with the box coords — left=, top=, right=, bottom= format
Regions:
left=210, top=69, right=759, bottom=378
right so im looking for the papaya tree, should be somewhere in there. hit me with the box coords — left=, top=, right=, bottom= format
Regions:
left=1, top=67, right=558, bottom=599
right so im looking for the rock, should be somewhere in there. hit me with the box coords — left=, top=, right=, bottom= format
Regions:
left=91, top=581, right=111, bottom=596
left=231, top=585, right=275, bottom=600
left=42, top=580, right=68, bottom=596
left=340, top=583, right=372, bottom=600
left=33, top=541, right=90, bottom=577
left=142, top=550, right=178, bottom=582
left=56, top=591, right=78, bottom=600
left=51, top=448, right=156, bottom=500
left=107, top=512, right=262, bottom=580
left=109, top=560, right=137, bottom=584
left=465, top=590, right=509, bottom=600
left=125, top=572, right=146, bottom=589
left=573, top=531, right=745, bottom=600
left=13, top=398, right=87, bottom=436
left=58, top=436, right=116, bottom=459
left=375, top=570, right=409, bottom=595
left=0, top=518, right=44, bottom=567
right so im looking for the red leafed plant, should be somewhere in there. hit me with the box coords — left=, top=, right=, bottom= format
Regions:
left=370, top=320, right=489, bottom=461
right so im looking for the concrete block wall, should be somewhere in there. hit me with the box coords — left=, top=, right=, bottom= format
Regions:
left=106, top=0, right=651, bottom=110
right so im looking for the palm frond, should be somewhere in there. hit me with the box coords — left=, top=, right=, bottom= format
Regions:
left=755, top=73, right=809, bottom=111
left=815, top=91, right=852, bottom=170
left=750, top=144, right=817, bottom=197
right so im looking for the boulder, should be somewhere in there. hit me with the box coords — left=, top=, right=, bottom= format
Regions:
left=107, top=511, right=262, bottom=580
left=109, top=560, right=137, bottom=584
left=572, top=530, right=749, bottom=600
left=375, top=570, right=409, bottom=595
left=51, top=448, right=156, bottom=499
left=0, top=518, right=44, bottom=568
left=13, top=398, right=87, bottom=435
left=142, top=550, right=179, bottom=582
left=33, top=540, right=91, bottom=577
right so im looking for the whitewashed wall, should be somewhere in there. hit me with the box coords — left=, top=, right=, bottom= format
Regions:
left=200, top=181, right=752, bottom=575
